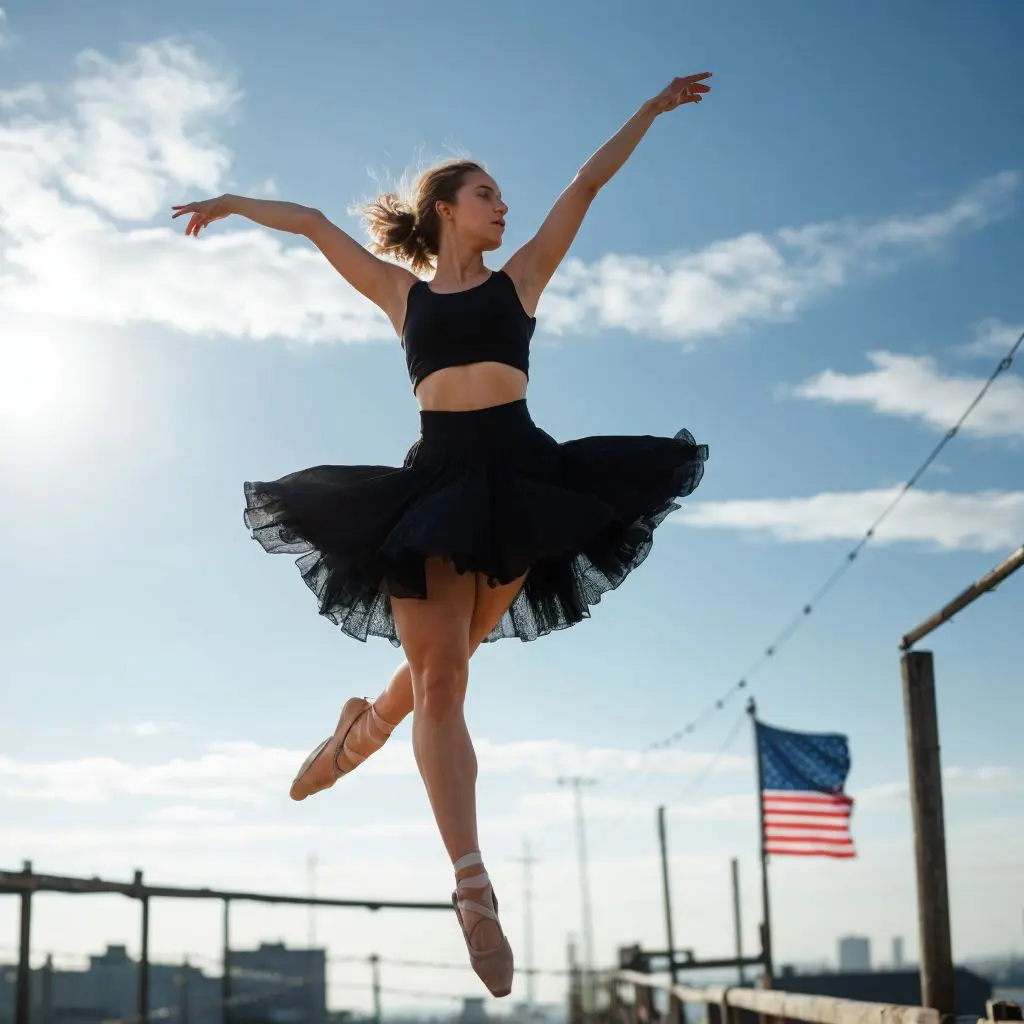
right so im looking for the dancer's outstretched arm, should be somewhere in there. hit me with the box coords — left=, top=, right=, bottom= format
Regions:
left=171, top=195, right=414, bottom=326
left=505, top=72, right=711, bottom=306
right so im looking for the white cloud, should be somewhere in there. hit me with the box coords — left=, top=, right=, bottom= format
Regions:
left=0, top=822, right=315, bottom=852
left=0, top=737, right=748, bottom=806
left=682, top=487, right=1024, bottom=552
left=249, top=177, right=279, bottom=198
left=0, top=39, right=1018, bottom=348
left=0, top=83, right=44, bottom=109
left=61, top=44, right=237, bottom=220
left=520, top=789, right=756, bottom=824
left=858, top=765, right=1017, bottom=809
left=958, top=317, right=1024, bottom=357
left=0, top=741, right=295, bottom=805
left=539, top=172, right=1020, bottom=342
left=791, top=351, right=1024, bottom=439
left=145, top=804, right=237, bottom=823
left=105, top=721, right=182, bottom=737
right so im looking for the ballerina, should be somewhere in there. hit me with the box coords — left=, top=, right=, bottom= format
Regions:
left=172, top=71, right=711, bottom=997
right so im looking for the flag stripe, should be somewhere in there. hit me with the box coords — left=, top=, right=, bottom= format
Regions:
left=765, top=846, right=857, bottom=859
left=764, top=795, right=851, bottom=803
left=766, top=832, right=854, bottom=844
left=765, top=821, right=851, bottom=833
left=764, top=806, right=851, bottom=819
left=761, top=791, right=856, bottom=857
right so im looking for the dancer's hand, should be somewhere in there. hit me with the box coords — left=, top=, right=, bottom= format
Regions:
left=171, top=194, right=235, bottom=237
left=648, top=73, right=712, bottom=114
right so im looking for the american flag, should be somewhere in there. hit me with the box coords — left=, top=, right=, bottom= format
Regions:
left=755, top=720, right=856, bottom=859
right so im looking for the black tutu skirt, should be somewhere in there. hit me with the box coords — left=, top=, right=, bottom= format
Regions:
left=243, top=399, right=708, bottom=646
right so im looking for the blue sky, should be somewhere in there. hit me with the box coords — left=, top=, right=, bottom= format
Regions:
left=1, top=0, right=1023, bottom=1013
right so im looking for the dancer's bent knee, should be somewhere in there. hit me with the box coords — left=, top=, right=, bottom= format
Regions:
left=411, top=659, right=469, bottom=720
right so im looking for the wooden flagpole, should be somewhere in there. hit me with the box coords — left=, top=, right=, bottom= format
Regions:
left=747, top=698, right=774, bottom=989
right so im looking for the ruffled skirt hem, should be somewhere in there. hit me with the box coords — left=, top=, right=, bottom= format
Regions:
left=243, top=401, right=708, bottom=647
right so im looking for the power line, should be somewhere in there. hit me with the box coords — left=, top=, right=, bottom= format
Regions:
left=639, top=328, right=1023, bottom=755
left=354, top=954, right=568, bottom=977
left=95, top=972, right=475, bottom=1024
left=573, top=327, right=1023, bottom=853
left=667, top=708, right=748, bottom=809
left=0, top=946, right=570, bottom=979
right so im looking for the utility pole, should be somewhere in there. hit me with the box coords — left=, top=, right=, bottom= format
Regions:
left=746, top=699, right=774, bottom=989
left=16, top=861, right=31, bottom=1024
left=656, top=806, right=678, bottom=986
left=514, top=840, right=539, bottom=1011
left=369, top=954, right=382, bottom=1024
left=567, top=936, right=582, bottom=1024
left=222, top=899, right=231, bottom=1024
left=558, top=776, right=597, bottom=1009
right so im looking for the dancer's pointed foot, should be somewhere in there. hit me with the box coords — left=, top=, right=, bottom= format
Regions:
left=289, top=697, right=396, bottom=801
left=452, top=852, right=514, bottom=998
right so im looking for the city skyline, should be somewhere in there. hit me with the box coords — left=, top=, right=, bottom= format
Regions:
left=4, top=930, right=1022, bottom=1019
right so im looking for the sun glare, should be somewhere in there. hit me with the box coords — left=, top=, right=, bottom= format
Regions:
left=0, top=334, right=76, bottom=430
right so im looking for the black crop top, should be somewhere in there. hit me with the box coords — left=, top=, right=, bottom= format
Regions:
left=402, top=269, right=536, bottom=391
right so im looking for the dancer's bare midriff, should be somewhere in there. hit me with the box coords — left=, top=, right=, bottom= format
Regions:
left=414, top=362, right=528, bottom=412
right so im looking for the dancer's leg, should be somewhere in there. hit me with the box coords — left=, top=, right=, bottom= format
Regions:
left=390, top=560, right=525, bottom=973
left=289, top=573, right=525, bottom=799
left=349, top=575, right=523, bottom=757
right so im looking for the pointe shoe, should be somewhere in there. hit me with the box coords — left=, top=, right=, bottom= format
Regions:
left=452, top=853, right=514, bottom=998
left=289, top=697, right=393, bottom=801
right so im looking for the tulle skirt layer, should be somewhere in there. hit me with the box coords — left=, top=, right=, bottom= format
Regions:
left=243, top=399, right=708, bottom=646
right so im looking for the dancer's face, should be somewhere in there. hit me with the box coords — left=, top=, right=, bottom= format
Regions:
left=440, top=170, right=508, bottom=252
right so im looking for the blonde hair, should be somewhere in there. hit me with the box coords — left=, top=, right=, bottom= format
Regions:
left=361, top=159, right=484, bottom=275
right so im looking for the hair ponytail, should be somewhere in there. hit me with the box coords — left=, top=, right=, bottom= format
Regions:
left=361, top=159, right=483, bottom=276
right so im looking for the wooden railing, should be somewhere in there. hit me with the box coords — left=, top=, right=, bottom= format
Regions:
left=572, top=968, right=1023, bottom=1024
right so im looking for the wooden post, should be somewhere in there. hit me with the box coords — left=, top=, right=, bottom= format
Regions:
left=136, top=870, right=150, bottom=1024
left=901, top=651, right=955, bottom=1015
left=16, top=860, right=32, bottom=1024
left=633, top=981, right=655, bottom=1024
left=731, top=858, right=746, bottom=986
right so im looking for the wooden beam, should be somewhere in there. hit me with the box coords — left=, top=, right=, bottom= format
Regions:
left=900, top=543, right=1024, bottom=650
left=723, top=986, right=942, bottom=1024
left=613, top=970, right=943, bottom=1024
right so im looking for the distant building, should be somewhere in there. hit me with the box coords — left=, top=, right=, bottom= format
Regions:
left=892, top=937, right=905, bottom=969
left=228, top=942, right=327, bottom=1024
left=460, top=997, right=488, bottom=1024
left=0, top=945, right=220, bottom=1024
left=771, top=968, right=992, bottom=1018
left=838, top=936, right=871, bottom=973
left=0, top=942, right=325, bottom=1024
